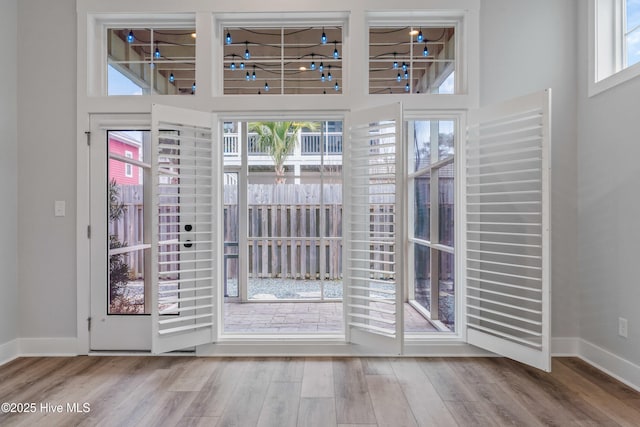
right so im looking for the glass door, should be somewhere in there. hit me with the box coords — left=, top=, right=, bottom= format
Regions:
left=89, top=117, right=152, bottom=350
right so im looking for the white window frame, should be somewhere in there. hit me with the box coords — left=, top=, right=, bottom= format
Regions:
left=124, top=150, right=134, bottom=177
left=589, top=0, right=640, bottom=96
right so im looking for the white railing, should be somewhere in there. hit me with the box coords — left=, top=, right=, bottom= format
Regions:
left=223, top=132, right=343, bottom=156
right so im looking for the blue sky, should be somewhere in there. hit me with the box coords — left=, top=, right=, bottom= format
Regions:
left=108, top=65, right=143, bottom=95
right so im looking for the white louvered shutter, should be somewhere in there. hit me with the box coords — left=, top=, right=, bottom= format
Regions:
left=465, top=90, right=551, bottom=371
left=151, top=104, right=221, bottom=354
left=345, top=103, right=404, bottom=354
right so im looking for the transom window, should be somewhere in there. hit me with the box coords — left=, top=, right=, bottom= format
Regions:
left=369, top=26, right=455, bottom=94
left=626, top=0, right=640, bottom=67
left=222, top=26, right=343, bottom=95
left=107, top=27, right=196, bottom=95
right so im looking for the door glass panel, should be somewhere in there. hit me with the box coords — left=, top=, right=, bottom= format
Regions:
left=107, top=131, right=149, bottom=314
left=439, top=251, right=455, bottom=331
left=438, top=164, right=454, bottom=247
left=413, top=244, right=431, bottom=312
left=414, top=174, right=430, bottom=241
left=224, top=172, right=239, bottom=298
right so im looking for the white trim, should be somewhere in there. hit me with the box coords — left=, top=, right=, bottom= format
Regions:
left=18, top=338, right=79, bottom=357
left=0, top=339, right=20, bottom=366
left=579, top=338, right=640, bottom=392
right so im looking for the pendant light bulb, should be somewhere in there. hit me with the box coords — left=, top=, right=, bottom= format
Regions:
left=126, top=31, right=135, bottom=43
left=327, top=65, right=332, bottom=81
left=402, top=62, right=407, bottom=72
left=169, top=73, right=175, bottom=83
left=230, top=61, right=236, bottom=70
left=405, top=82, right=410, bottom=92
left=321, top=73, right=326, bottom=82
left=310, top=54, right=316, bottom=71
left=192, top=82, right=196, bottom=92
left=154, top=47, right=161, bottom=59
left=393, top=53, right=398, bottom=69
left=244, top=42, right=250, bottom=60
left=334, top=81, right=340, bottom=91
left=240, top=62, right=245, bottom=70
left=252, top=71, right=256, bottom=80
left=417, top=29, right=424, bottom=43
left=319, top=62, right=324, bottom=72
left=404, top=71, right=409, bottom=80
left=321, top=28, right=327, bottom=44
left=225, top=32, right=232, bottom=45
left=423, top=44, right=429, bottom=57
left=246, top=71, right=250, bottom=81
left=397, top=73, right=402, bottom=82
left=264, top=81, right=270, bottom=92
left=333, top=42, right=339, bottom=59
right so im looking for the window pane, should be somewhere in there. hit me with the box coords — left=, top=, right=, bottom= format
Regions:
left=414, top=174, right=430, bottom=241
left=107, top=28, right=195, bottom=95
left=628, top=0, right=640, bottom=32
left=438, top=120, right=455, bottom=160
left=411, top=120, right=431, bottom=171
left=438, top=251, right=455, bottom=331
left=627, top=28, right=640, bottom=67
left=108, top=131, right=148, bottom=314
left=438, top=165, right=455, bottom=247
left=414, top=244, right=431, bottom=311
left=223, top=26, right=343, bottom=95
left=369, top=26, right=456, bottom=94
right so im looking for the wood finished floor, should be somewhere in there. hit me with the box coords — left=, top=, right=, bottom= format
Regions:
left=0, top=356, right=639, bottom=427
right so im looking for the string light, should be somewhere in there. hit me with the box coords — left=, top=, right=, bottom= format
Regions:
left=319, top=62, right=324, bottom=72
left=127, top=31, right=135, bottom=43
left=240, top=62, right=245, bottom=70
left=225, top=31, right=232, bottom=45
left=417, top=29, right=424, bottom=43
left=405, top=82, right=410, bottom=92
left=246, top=71, right=250, bottom=81
left=328, top=65, right=332, bottom=81
left=321, top=73, right=325, bottom=82
left=402, top=62, right=408, bottom=72
left=393, top=53, right=398, bottom=69
left=244, top=42, right=250, bottom=60
left=321, top=27, right=327, bottom=44
left=169, top=73, right=175, bottom=83
left=264, top=82, right=270, bottom=92
left=192, top=82, right=196, bottom=92
left=310, top=54, right=316, bottom=71
left=252, top=66, right=256, bottom=80
left=333, top=42, right=339, bottom=59
left=423, top=43, right=429, bottom=57
left=397, top=73, right=402, bottom=82
left=154, top=47, right=161, bottom=59
left=404, top=71, right=409, bottom=80
left=334, top=81, right=340, bottom=91
left=230, top=61, right=236, bottom=70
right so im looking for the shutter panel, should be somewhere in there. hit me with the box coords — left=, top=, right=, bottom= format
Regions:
left=345, top=103, right=403, bottom=354
left=151, top=104, right=221, bottom=354
left=465, top=90, right=551, bottom=371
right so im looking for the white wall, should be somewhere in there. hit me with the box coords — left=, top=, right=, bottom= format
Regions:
left=480, top=0, right=580, bottom=338
left=577, top=2, right=640, bottom=365
left=0, top=0, right=19, bottom=348
left=17, top=0, right=77, bottom=339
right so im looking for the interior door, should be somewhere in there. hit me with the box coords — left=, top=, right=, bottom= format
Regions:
left=465, top=89, right=551, bottom=371
left=151, top=104, right=221, bottom=354
left=345, top=103, right=404, bottom=354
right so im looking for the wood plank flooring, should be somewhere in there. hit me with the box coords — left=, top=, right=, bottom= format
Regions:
left=0, top=356, right=638, bottom=427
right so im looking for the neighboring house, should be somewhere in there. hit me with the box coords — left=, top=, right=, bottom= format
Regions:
left=108, top=131, right=141, bottom=185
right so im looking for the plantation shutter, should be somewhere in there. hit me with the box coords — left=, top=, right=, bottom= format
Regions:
left=345, top=103, right=403, bottom=354
left=151, top=104, right=221, bottom=354
left=465, top=90, right=551, bottom=371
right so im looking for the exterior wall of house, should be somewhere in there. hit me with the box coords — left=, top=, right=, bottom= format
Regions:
left=577, top=1, right=640, bottom=366
left=0, top=0, right=18, bottom=353
left=108, top=137, right=141, bottom=185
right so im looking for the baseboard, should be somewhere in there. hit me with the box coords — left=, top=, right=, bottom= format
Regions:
left=18, top=337, right=78, bottom=357
left=0, top=339, right=20, bottom=366
left=578, top=339, right=640, bottom=392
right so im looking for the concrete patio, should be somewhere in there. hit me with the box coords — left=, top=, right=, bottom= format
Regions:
left=223, top=301, right=437, bottom=333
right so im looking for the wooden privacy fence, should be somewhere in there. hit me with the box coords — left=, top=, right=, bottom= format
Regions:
left=111, top=181, right=454, bottom=281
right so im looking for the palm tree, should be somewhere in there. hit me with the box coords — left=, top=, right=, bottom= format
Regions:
left=249, top=121, right=319, bottom=183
